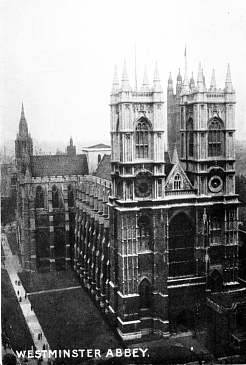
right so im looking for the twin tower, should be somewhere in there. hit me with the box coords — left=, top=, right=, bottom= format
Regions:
left=108, top=60, right=238, bottom=341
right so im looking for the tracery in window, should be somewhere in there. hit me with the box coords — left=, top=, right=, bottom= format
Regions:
left=135, top=118, right=152, bottom=159
left=208, top=118, right=224, bottom=157
left=173, top=174, right=181, bottom=190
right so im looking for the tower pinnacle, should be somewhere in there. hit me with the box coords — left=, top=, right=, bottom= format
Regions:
left=197, top=63, right=205, bottom=92
left=112, top=65, right=119, bottom=94
left=225, top=64, right=233, bottom=92
left=141, top=66, right=149, bottom=91
left=210, top=69, right=216, bottom=91
left=121, top=60, right=131, bottom=91
left=153, top=62, right=162, bottom=92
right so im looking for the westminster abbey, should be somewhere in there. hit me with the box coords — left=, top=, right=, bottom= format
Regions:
left=15, top=60, right=246, bottom=353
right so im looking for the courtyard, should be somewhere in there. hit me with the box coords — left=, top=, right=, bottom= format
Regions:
left=20, top=270, right=121, bottom=360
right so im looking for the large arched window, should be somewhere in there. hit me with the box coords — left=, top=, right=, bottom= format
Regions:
left=169, top=212, right=195, bottom=277
left=135, top=119, right=151, bottom=159
left=208, top=118, right=224, bottom=157
left=52, top=185, right=59, bottom=208
left=68, top=185, right=74, bottom=207
left=187, top=118, right=194, bottom=157
left=35, top=186, right=44, bottom=208
left=139, top=278, right=152, bottom=309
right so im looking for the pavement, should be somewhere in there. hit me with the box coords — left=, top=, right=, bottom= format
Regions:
left=1, top=232, right=51, bottom=364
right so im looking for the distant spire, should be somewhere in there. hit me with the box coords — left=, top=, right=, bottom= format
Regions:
left=121, top=60, right=131, bottom=91
left=19, top=102, right=28, bottom=137
left=171, top=144, right=179, bottom=164
left=21, top=102, right=25, bottom=119
left=112, top=65, right=119, bottom=93
left=70, top=137, right=73, bottom=146
left=153, top=62, right=162, bottom=92
left=210, top=69, right=216, bottom=91
left=225, top=63, right=233, bottom=92
left=141, top=66, right=149, bottom=91
left=197, top=62, right=204, bottom=91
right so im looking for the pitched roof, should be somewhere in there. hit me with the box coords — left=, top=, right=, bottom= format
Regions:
left=94, top=154, right=111, bottom=181
left=87, top=143, right=111, bottom=149
left=31, top=154, right=88, bottom=177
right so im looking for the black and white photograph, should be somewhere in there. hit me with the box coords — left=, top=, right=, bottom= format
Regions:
left=1, top=0, right=246, bottom=364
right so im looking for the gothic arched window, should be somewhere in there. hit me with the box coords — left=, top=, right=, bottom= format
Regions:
left=135, top=119, right=151, bottom=159
left=52, top=185, right=59, bottom=208
left=208, top=118, right=224, bottom=157
left=35, top=186, right=44, bottom=208
left=68, top=185, right=74, bottom=207
left=173, top=174, right=181, bottom=190
left=169, top=213, right=195, bottom=276
left=139, top=278, right=152, bottom=309
left=187, top=118, right=194, bottom=157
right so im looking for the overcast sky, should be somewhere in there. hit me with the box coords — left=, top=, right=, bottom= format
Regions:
left=1, top=0, right=246, bottom=151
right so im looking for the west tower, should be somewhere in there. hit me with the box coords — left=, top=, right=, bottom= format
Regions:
left=108, top=63, right=169, bottom=339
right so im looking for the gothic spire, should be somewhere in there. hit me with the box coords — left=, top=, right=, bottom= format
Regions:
left=225, top=63, right=233, bottom=92
left=121, top=60, right=131, bottom=91
left=19, top=102, right=28, bottom=137
left=210, top=69, right=216, bottom=90
left=112, top=65, right=119, bottom=93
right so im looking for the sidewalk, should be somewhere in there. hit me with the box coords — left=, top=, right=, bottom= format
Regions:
left=1, top=233, right=50, bottom=364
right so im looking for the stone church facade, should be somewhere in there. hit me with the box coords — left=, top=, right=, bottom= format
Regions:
left=15, top=105, right=88, bottom=271
left=15, top=61, right=246, bottom=352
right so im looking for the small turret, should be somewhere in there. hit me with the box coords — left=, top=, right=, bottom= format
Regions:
left=121, top=60, right=131, bottom=91
left=224, top=64, right=233, bottom=92
left=67, top=137, right=76, bottom=156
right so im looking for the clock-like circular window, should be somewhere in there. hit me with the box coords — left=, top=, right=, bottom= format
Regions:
left=135, top=172, right=152, bottom=198
left=208, top=175, right=223, bottom=193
